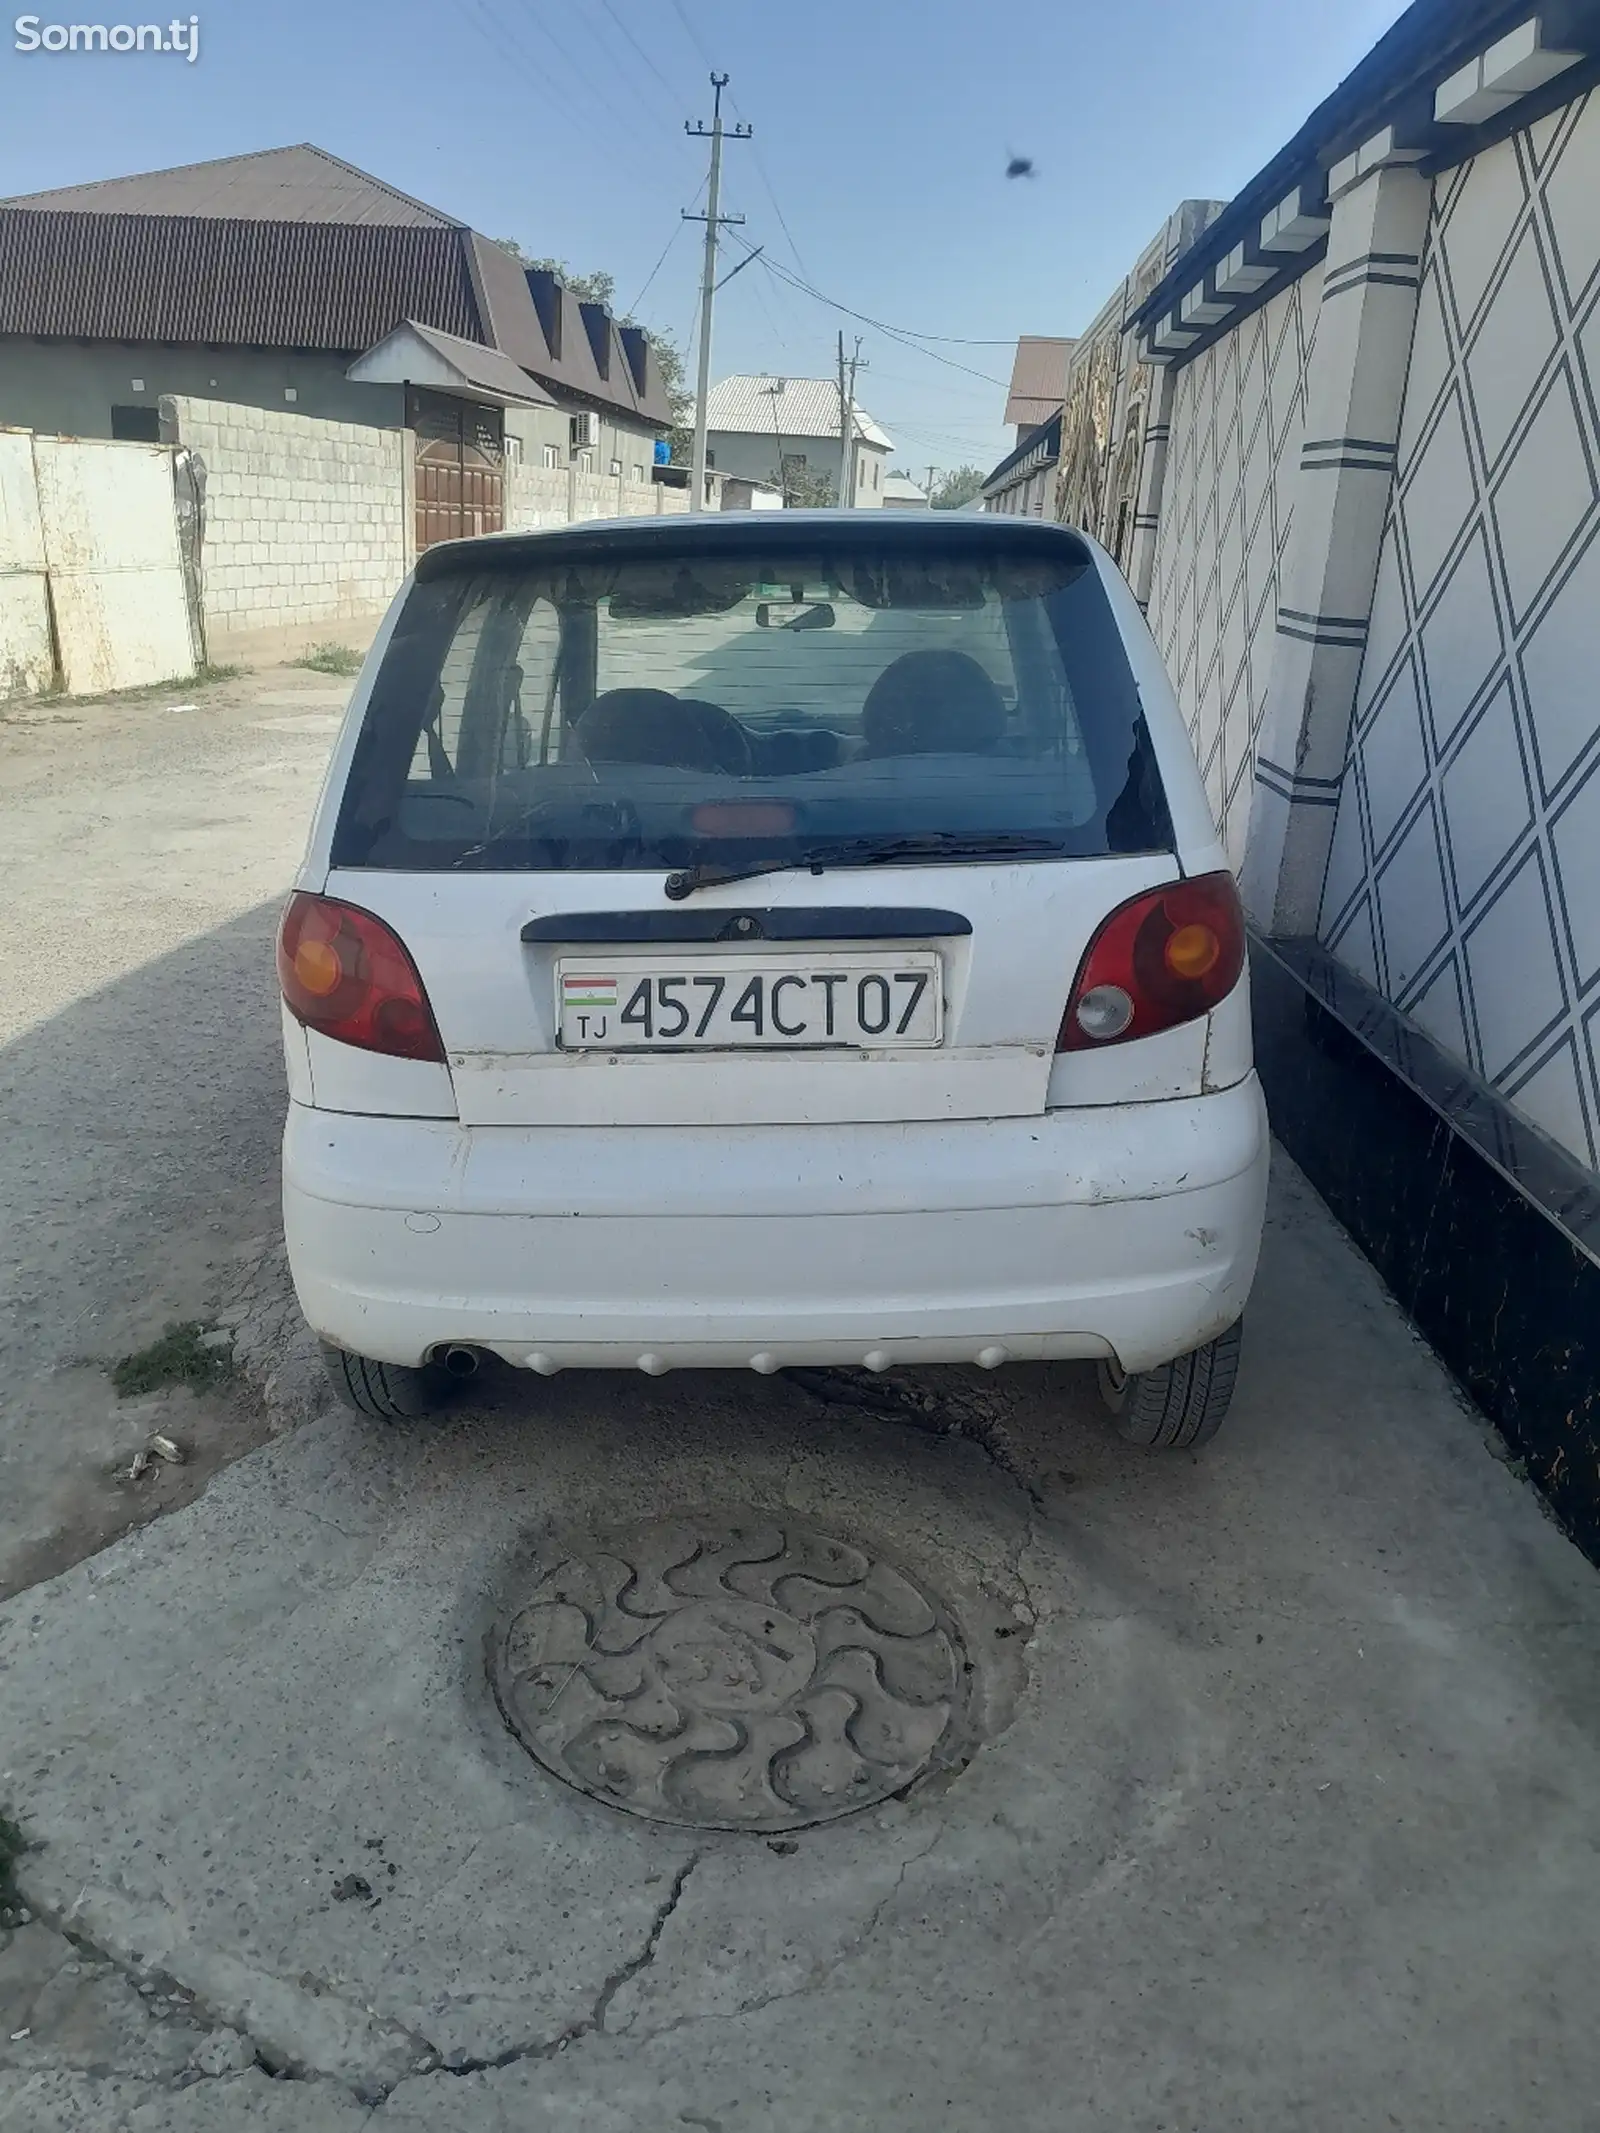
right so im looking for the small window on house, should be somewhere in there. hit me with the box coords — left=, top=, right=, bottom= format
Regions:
left=542, top=443, right=560, bottom=470
left=578, top=450, right=594, bottom=473
left=632, top=464, right=645, bottom=483
left=872, top=459, right=879, bottom=488
left=111, top=405, right=160, bottom=443
left=505, top=435, right=523, bottom=463
left=610, top=457, right=623, bottom=477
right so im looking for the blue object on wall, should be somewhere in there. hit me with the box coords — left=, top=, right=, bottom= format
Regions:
left=654, top=438, right=672, bottom=465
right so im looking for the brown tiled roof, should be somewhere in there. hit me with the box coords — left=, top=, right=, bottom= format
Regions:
left=1003, top=335, right=1075, bottom=428
left=0, top=144, right=456, bottom=227
left=0, top=210, right=480, bottom=347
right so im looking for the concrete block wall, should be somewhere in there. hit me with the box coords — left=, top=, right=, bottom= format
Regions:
left=506, top=459, right=689, bottom=531
left=163, top=396, right=408, bottom=662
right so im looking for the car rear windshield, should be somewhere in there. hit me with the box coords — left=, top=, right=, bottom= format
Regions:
left=331, top=524, right=1173, bottom=872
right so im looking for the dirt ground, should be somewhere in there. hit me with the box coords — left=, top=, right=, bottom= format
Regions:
left=0, top=664, right=346, bottom=1598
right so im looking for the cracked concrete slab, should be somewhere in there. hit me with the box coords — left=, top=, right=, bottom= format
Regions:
left=0, top=2067, right=372, bottom=2131
left=5, top=1163, right=1600, bottom=2128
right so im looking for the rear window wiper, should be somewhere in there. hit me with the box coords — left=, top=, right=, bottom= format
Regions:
left=662, top=832, right=1067, bottom=900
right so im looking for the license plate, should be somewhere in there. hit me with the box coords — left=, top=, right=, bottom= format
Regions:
left=556, top=954, right=943, bottom=1050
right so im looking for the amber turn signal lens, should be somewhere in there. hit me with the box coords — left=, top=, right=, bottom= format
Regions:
left=293, top=937, right=344, bottom=998
left=1164, top=922, right=1222, bottom=982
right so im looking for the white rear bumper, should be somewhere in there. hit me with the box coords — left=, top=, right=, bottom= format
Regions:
left=282, top=1078, right=1269, bottom=1375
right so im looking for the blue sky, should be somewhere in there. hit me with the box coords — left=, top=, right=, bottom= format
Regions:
left=1, top=0, right=1411, bottom=473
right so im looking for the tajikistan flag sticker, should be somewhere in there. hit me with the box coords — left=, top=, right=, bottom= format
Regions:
left=562, top=973, right=619, bottom=1010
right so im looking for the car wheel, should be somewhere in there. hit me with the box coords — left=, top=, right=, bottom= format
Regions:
left=320, top=1341, right=451, bottom=1421
left=1097, top=1320, right=1243, bottom=1450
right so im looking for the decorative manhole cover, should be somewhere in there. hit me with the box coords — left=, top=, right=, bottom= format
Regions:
left=492, top=1513, right=968, bottom=1831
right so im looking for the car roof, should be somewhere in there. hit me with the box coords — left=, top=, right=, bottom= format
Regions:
left=413, top=510, right=1096, bottom=583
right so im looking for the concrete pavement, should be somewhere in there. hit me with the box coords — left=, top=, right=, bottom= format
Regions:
left=5, top=1161, right=1600, bottom=2131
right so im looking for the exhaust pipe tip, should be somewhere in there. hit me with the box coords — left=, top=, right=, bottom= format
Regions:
left=439, top=1344, right=483, bottom=1380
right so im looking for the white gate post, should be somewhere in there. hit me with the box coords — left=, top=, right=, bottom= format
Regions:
left=1239, top=137, right=1432, bottom=934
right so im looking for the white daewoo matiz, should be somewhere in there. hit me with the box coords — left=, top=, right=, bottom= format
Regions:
left=278, top=512, right=1268, bottom=1449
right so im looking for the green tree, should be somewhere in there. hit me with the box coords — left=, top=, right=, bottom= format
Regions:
left=929, top=464, right=987, bottom=511
left=766, top=461, right=837, bottom=509
left=495, top=245, right=692, bottom=455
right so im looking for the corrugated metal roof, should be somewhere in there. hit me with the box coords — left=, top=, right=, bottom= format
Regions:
left=0, top=147, right=673, bottom=427
left=0, top=144, right=458, bottom=227
left=883, top=472, right=927, bottom=500
left=0, top=210, right=480, bottom=346
left=706, top=375, right=892, bottom=451
left=351, top=322, right=557, bottom=406
left=1003, top=336, right=1073, bottom=428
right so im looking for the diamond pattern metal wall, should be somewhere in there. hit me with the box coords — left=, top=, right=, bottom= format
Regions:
left=1318, top=95, right=1600, bottom=1173
left=1148, top=271, right=1322, bottom=865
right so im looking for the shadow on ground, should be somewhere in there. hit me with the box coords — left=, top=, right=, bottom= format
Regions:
left=0, top=900, right=290, bottom=1596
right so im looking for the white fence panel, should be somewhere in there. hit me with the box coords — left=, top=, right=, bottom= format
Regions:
left=0, top=429, right=53, bottom=698
left=30, top=437, right=195, bottom=695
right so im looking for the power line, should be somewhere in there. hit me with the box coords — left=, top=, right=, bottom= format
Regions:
left=741, top=244, right=1009, bottom=386
left=625, top=210, right=692, bottom=319
left=595, top=0, right=681, bottom=96
left=668, top=0, right=715, bottom=72
left=566, top=1, right=681, bottom=137
left=735, top=239, right=1017, bottom=349
left=455, top=0, right=670, bottom=197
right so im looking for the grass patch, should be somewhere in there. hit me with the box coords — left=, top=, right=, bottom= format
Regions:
left=293, top=641, right=363, bottom=677
left=112, top=1321, right=230, bottom=1400
left=7, top=663, right=246, bottom=713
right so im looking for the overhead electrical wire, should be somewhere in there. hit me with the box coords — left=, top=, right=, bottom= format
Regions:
left=596, top=0, right=681, bottom=97
left=454, top=0, right=677, bottom=199
left=731, top=240, right=1009, bottom=386
left=738, top=239, right=1017, bottom=351
left=667, top=0, right=716, bottom=74
left=626, top=218, right=688, bottom=320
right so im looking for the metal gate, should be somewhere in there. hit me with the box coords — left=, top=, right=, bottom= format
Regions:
left=408, top=388, right=504, bottom=551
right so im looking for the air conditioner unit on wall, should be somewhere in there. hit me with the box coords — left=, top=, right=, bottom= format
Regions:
left=570, top=411, right=599, bottom=451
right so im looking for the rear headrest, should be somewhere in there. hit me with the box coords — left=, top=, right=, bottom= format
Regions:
left=860, top=650, right=1007, bottom=757
left=574, top=689, right=747, bottom=775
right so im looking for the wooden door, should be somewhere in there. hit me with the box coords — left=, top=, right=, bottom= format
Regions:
left=408, top=388, right=504, bottom=551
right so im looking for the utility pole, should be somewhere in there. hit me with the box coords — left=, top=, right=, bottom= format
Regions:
left=836, top=332, right=865, bottom=508
left=684, top=74, right=750, bottom=514
left=926, top=463, right=938, bottom=505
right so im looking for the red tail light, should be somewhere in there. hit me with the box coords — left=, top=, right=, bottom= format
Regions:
left=1057, top=871, right=1245, bottom=1051
left=277, top=893, right=445, bottom=1062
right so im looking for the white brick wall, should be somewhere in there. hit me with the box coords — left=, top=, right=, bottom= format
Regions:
left=167, top=395, right=693, bottom=652
left=504, top=460, right=690, bottom=531
left=165, top=396, right=408, bottom=642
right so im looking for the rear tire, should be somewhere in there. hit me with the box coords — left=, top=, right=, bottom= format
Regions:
left=1097, top=1320, right=1243, bottom=1450
left=320, top=1341, right=451, bottom=1421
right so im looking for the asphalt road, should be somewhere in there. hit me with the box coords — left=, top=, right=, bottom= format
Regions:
left=3, top=673, right=1599, bottom=2132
